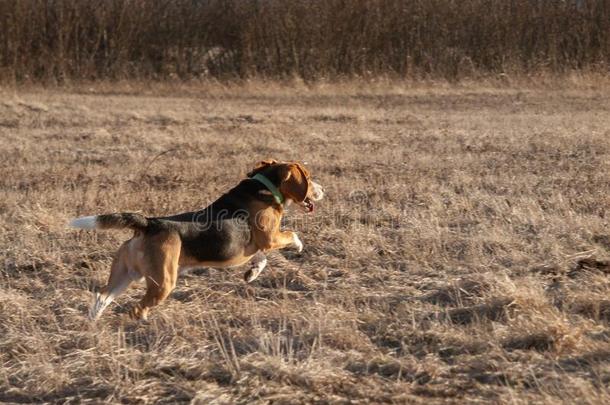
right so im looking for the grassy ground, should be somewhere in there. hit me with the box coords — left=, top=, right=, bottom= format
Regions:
left=1, top=81, right=609, bottom=403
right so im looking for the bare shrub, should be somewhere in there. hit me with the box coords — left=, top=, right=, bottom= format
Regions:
left=0, top=0, right=608, bottom=83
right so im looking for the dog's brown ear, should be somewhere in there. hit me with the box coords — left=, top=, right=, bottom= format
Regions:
left=279, top=163, right=309, bottom=202
left=247, top=159, right=278, bottom=177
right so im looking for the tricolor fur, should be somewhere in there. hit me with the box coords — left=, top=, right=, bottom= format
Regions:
left=70, top=160, right=324, bottom=321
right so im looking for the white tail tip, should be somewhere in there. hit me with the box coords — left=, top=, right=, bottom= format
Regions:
left=69, top=215, right=98, bottom=229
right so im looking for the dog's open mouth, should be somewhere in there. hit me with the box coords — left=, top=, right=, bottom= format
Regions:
left=300, top=197, right=314, bottom=213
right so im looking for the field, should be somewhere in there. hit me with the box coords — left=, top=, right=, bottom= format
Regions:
left=1, top=79, right=609, bottom=403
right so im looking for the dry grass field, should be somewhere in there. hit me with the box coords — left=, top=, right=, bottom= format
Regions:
left=1, top=79, right=609, bottom=403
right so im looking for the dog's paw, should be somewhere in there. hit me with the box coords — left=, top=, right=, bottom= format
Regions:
left=292, top=233, right=304, bottom=253
left=89, top=292, right=113, bottom=321
left=244, top=268, right=257, bottom=283
left=244, top=256, right=267, bottom=283
left=88, top=292, right=102, bottom=321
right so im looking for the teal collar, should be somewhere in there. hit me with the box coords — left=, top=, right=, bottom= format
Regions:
left=252, top=173, right=284, bottom=205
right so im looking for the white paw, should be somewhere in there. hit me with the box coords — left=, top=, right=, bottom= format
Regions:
left=89, top=292, right=112, bottom=321
left=244, top=268, right=259, bottom=283
left=292, top=233, right=304, bottom=253
left=244, top=254, right=268, bottom=283
left=89, top=292, right=102, bottom=321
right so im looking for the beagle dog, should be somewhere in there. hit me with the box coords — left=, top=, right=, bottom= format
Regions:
left=70, top=160, right=324, bottom=320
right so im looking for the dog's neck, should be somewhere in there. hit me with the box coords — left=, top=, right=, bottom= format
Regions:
left=251, top=173, right=284, bottom=205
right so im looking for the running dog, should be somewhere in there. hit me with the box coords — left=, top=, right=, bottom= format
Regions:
left=70, top=160, right=324, bottom=320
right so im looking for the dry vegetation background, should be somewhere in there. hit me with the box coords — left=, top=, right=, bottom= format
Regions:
left=0, top=78, right=608, bottom=403
left=0, top=0, right=609, bottom=83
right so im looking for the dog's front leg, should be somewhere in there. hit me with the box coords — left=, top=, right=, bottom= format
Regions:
left=243, top=251, right=267, bottom=283
left=289, top=232, right=303, bottom=252
left=264, top=230, right=303, bottom=252
left=252, top=220, right=304, bottom=253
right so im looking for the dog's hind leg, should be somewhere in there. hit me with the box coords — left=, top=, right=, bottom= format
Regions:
left=129, top=233, right=181, bottom=320
left=89, top=243, right=134, bottom=320
left=243, top=251, right=267, bottom=283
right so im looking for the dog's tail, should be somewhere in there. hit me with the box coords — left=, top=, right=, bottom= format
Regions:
left=69, top=213, right=149, bottom=231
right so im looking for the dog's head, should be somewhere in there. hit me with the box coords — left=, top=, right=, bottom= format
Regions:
left=248, top=159, right=324, bottom=212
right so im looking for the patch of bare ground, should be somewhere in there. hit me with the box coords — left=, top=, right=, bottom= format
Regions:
left=0, top=81, right=609, bottom=403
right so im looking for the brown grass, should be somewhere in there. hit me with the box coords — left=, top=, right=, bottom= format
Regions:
left=1, top=0, right=609, bottom=83
left=1, top=80, right=609, bottom=403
